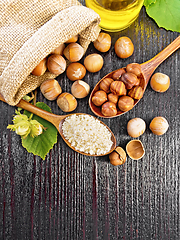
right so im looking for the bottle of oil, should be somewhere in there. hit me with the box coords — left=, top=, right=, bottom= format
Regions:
left=85, top=0, right=144, bottom=32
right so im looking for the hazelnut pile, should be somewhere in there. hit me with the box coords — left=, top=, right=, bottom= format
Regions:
left=91, top=62, right=144, bottom=117
left=33, top=32, right=113, bottom=112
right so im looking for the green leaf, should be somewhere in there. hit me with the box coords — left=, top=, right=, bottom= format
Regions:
left=21, top=102, right=58, bottom=160
left=144, top=0, right=180, bottom=32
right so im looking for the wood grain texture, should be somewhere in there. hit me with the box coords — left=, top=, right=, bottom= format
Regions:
left=0, top=2, right=180, bottom=240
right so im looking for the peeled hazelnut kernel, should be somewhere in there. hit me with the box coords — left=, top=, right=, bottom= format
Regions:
left=121, top=72, right=140, bottom=89
left=118, top=95, right=134, bottom=112
left=108, top=93, right=119, bottom=104
left=99, top=78, right=114, bottom=93
left=126, top=140, right=145, bottom=160
left=84, top=53, right=104, bottom=73
left=126, top=63, right=142, bottom=77
left=109, top=146, right=126, bottom=166
left=114, top=36, right=134, bottom=58
left=51, top=43, right=65, bottom=55
left=101, top=101, right=117, bottom=117
left=149, top=116, right=169, bottom=135
left=40, top=79, right=62, bottom=101
left=128, top=86, right=144, bottom=100
left=63, top=43, right=84, bottom=62
left=110, top=81, right=126, bottom=96
left=47, top=54, right=66, bottom=75
left=93, top=32, right=111, bottom=52
left=127, top=118, right=146, bottom=138
left=150, top=73, right=170, bottom=92
left=65, top=35, right=78, bottom=43
left=112, top=68, right=126, bottom=80
left=66, top=63, right=86, bottom=81
left=57, top=92, right=77, bottom=112
left=31, top=58, right=47, bottom=76
left=71, top=80, right=90, bottom=99
left=92, top=90, right=107, bottom=106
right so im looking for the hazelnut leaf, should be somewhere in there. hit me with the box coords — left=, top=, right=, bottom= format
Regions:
left=144, top=0, right=180, bottom=32
left=21, top=102, right=57, bottom=160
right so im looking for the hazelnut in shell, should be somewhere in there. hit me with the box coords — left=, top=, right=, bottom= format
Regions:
left=71, top=80, right=90, bottom=99
left=126, top=140, right=145, bottom=160
left=92, top=90, right=107, bottom=106
left=114, top=36, right=134, bottom=58
left=40, top=79, right=62, bottom=101
left=63, top=43, right=84, bottom=62
left=31, top=58, right=47, bottom=76
left=150, top=73, right=170, bottom=93
left=84, top=53, right=104, bottom=73
left=109, top=146, right=126, bottom=166
left=93, top=32, right=111, bottom=52
left=149, top=116, right=169, bottom=135
left=51, top=43, right=65, bottom=55
left=127, top=118, right=146, bottom=138
left=47, top=54, right=66, bottom=75
left=57, top=93, right=77, bottom=112
left=66, top=62, right=86, bottom=81
left=65, top=35, right=78, bottom=43
left=101, top=101, right=117, bottom=117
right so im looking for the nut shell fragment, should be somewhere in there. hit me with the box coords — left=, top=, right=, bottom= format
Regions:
left=126, top=140, right=145, bottom=160
left=109, top=146, right=126, bottom=166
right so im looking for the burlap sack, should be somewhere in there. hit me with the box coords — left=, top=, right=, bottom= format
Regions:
left=0, top=0, right=101, bottom=106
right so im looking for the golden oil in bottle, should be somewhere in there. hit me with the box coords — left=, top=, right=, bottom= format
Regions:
left=85, top=0, right=144, bottom=32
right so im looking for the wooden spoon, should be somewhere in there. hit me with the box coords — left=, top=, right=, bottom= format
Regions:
left=0, top=94, right=116, bottom=156
left=89, top=35, right=180, bottom=118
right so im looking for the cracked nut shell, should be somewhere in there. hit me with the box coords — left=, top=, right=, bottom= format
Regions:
left=109, top=146, right=126, bottom=166
left=126, top=140, right=145, bottom=160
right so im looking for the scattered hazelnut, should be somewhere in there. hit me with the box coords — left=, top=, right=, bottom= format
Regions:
left=121, top=72, right=139, bottom=89
left=149, top=116, right=169, bottom=135
left=99, top=78, right=114, bottom=93
left=110, top=81, right=126, bottom=96
left=57, top=92, right=77, bottom=112
left=47, top=54, right=66, bottom=75
left=40, top=79, right=62, bottom=101
left=101, top=101, right=117, bottom=117
left=66, top=62, right=86, bottom=81
left=126, top=140, right=145, bottom=160
left=114, top=36, right=134, bottom=58
left=126, top=63, right=142, bottom=77
left=108, top=93, right=119, bottom=104
left=71, top=80, right=90, bottom=99
left=109, top=146, right=126, bottom=166
left=65, top=35, right=78, bottom=43
left=51, top=43, right=65, bottom=55
left=63, top=43, right=84, bottom=62
left=31, top=58, right=47, bottom=76
left=84, top=53, right=104, bottom=73
left=128, top=86, right=144, bottom=99
left=127, top=118, right=146, bottom=138
left=150, top=72, right=170, bottom=92
left=92, top=90, right=107, bottom=106
left=112, top=68, right=126, bottom=80
left=93, top=32, right=111, bottom=52
left=118, top=95, right=134, bottom=112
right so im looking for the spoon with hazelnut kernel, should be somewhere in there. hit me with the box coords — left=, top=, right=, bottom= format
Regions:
left=89, top=35, right=180, bottom=118
left=0, top=93, right=116, bottom=157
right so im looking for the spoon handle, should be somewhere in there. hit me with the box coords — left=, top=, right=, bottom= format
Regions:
left=141, top=35, right=180, bottom=85
left=0, top=93, right=64, bottom=127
